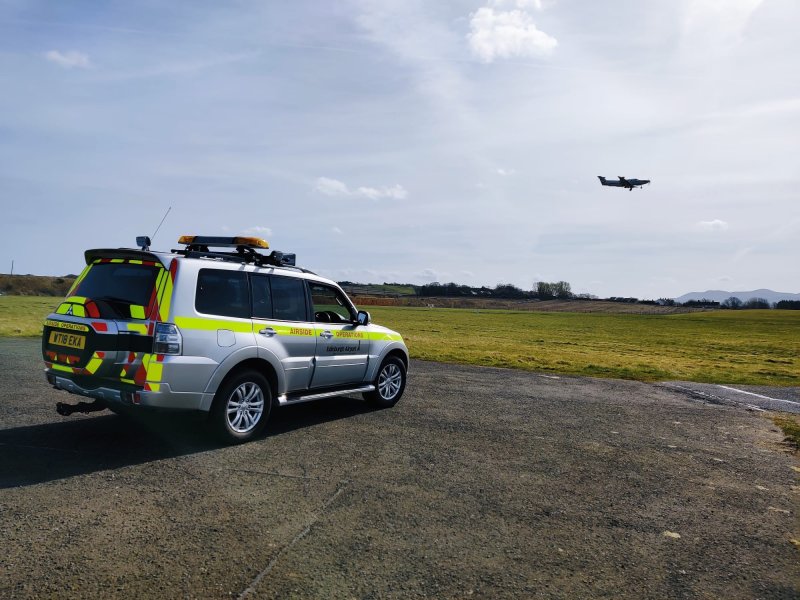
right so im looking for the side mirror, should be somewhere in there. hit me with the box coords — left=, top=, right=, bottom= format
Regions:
left=356, top=310, right=370, bottom=326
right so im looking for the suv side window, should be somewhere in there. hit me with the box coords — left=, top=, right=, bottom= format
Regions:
left=269, top=276, right=307, bottom=322
left=309, top=283, right=355, bottom=323
left=195, top=269, right=250, bottom=319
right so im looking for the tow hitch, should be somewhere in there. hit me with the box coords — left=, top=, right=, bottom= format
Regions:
left=56, top=400, right=107, bottom=416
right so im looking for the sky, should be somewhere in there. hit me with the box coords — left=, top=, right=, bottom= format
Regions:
left=1, top=0, right=798, bottom=299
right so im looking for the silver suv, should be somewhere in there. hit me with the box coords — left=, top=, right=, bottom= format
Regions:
left=42, top=235, right=409, bottom=443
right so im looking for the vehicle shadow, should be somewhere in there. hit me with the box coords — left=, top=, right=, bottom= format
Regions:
left=0, top=396, right=377, bottom=489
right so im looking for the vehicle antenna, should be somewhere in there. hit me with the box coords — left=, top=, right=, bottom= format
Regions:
left=151, top=206, right=172, bottom=241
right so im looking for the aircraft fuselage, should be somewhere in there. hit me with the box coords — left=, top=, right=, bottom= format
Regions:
left=598, top=176, right=650, bottom=190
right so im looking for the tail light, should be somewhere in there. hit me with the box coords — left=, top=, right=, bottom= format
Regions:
left=153, top=322, right=182, bottom=355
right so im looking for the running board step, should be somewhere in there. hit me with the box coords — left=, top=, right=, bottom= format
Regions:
left=277, top=385, right=375, bottom=406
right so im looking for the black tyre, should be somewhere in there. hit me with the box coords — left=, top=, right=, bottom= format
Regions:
left=363, top=356, right=406, bottom=408
left=210, top=369, right=272, bottom=443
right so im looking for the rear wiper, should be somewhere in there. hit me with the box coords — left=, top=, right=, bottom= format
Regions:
left=93, top=296, right=134, bottom=305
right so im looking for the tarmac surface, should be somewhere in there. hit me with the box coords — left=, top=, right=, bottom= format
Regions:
left=0, top=338, right=798, bottom=599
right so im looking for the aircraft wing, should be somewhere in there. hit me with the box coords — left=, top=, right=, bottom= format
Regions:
left=617, top=176, right=631, bottom=187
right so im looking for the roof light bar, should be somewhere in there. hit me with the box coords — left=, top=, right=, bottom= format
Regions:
left=172, top=235, right=301, bottom=270
left=178, top=235, right=269, bottom=249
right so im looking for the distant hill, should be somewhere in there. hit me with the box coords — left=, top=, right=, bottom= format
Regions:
left=0, top=274, right=76, bottom=296
left=676, top=289, right=800, bottom=304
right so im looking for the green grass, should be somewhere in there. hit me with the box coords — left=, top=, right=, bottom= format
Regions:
left=0, top=296, right=61, bottom=336
left=380, top=285, right=417, bottom=296
left=368, top=306, right=800, bottom=386
left=345, top=283, right=417, bottom=296
left=3, top=296, right=799, bottom=386
left=772, top=415, right=800, bottom=452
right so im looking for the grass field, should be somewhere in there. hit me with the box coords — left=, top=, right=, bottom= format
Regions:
left=367, top=306, right=800, bottom=386
left=0, top=296, right=61, bottom=337
left=2, top=296, right=798, bottom=386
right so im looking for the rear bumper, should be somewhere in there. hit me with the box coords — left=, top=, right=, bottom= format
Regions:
left=46, top=371, right=210, bottom=412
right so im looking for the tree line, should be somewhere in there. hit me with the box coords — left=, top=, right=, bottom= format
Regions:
left=707, top=297, right=799, bottom=310
left=407, top=281, right=576, bottom=300
left=342, top=280, right=800, bottom=309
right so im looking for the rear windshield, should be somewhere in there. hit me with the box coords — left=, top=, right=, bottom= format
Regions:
left=73, top=262, right=160, bottom=314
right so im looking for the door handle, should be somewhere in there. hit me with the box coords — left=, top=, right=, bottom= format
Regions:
left=259, top=327, right=276, bottom=337
left=319, top=330, right=334, bottom=339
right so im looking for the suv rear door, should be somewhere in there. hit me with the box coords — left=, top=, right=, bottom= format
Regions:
left=250, top=273, right=317, bottom=393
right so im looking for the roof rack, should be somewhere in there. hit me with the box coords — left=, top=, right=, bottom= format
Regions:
left=170, top=235, right=315, bottom=274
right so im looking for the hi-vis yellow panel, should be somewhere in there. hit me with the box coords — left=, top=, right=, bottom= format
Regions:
left=156, top=268, right=174, bottom=322
left=175, top=316, right=254, bottom=333
left=56, top=302, right=86, bottom=317
left=85, top=353, right=103, bottom=375
left=67, top=265, right=91, bottom=296
left=122, top=323, right=148, bottom=335
left=142, top=353, right=164, bottom=391
left=44, top=319, right=89, bottom=332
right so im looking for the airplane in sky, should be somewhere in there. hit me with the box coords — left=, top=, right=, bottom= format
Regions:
left=598, top=176, right=650, bottom=190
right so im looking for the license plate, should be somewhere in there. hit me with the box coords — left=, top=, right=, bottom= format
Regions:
left=49, top=330, right=86, bottom=350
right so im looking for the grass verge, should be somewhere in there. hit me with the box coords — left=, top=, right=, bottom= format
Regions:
left=772, top=415, right=800, bottom=452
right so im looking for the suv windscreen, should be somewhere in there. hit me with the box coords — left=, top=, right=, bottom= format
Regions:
left=72, top=262, right=161, bottom=318
left=195, top=269, right=250, bottom=319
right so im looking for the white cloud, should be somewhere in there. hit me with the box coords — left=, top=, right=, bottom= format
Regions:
left=468, top=7, right=557, bottom=63
left=682, top=0, right=764, bottom=39
left=696, top=219, right=729, bottom=231
left=325, top=268, right=387, bottom=283
left=104, top=52, right=256, bottom=82
left=732, top=246, right=754, bottom=262
left=679, top=0, right=765, bottom=58
left=242, top=226, right=273, bottom=237
left=353, top=0, right=486, bottom=165
left=495, top=167, right=516, bottom=176
left=315, top=177, right=350, bottom=196
left=314, top=177, right=407, bottom=200
left=44, top=50, right=91, bottom=69
left=332, top=226, right=343, bottom=235
left=490, top=0, right=543, bottom=9
left=416, top=268, right=441, bottom=282
left=355, top=184, right=407, bottom=200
